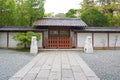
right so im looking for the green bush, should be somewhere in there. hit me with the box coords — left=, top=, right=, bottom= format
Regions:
left=13, top=31, right=41, bottom=48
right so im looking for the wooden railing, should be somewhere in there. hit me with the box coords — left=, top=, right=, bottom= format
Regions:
left=45, top=37, right=72, bottom=49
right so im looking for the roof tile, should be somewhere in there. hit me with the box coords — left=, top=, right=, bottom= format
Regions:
left=34, top=18, right=88, bottom=27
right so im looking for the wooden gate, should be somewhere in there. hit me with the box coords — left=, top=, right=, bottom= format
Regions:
left=45, top=37, right=72, bottom=49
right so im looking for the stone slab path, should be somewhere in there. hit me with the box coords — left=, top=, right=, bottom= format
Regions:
left=9, top=51, right=100, bottom=80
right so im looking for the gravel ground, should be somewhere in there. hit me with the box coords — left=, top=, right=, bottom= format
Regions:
left=79, top=50, right=120, bottom=80
left=0, top=49, right=35, bottom=80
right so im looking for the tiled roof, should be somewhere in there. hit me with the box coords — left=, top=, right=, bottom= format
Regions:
left=0, top=26, right=46, bottom=32
left=74, top=27, right=120, bottom=32
left=0, top=26, right=120, bottom=32
left=34, top=18, right=88, bottom=27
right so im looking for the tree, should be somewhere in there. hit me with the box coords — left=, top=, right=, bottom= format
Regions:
left=80, top=8, right=108, bottom=26
left=65, top=9, right=78, bottom=18
left=81, top=0, right=95, bottom=9
left=25, top=0, right=45, bottom=26
left=107, top=12, right=120, bottom=26
left=44, top=12, right=54, bottom=17
left=79, top=0, right=120, bottom=26
left=0, top=0, right=5, bottom=26
left=97, top=2, right=120, bottom=26
left=0, top=0, right=16, bottom=26
left=13, top=31, right=41, bottom=48
left=0, top=0, right=45, bottom=26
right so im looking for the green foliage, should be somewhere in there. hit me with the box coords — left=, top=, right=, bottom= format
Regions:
left=79, top=0, right=120, bottom=27
left=65, top=9, right=78, bottom=18
left=97, top=3, right=120, bottom=26
left=107, top=13, right=120, bottom=26
left=0, top=0, right=45, bottom=26
left=0, top=0, right=16, bottom=26
left=25, top=0, right=45, bottom=26
left=13, top=31, right=41, bottom=48
left=44, top=12, right=54, bottom=17
left=80, top=8, right=108, bottom=26
left=114, top=14, right=120, bottom=26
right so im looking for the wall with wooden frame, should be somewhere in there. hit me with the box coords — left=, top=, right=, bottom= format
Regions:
left=77, top=32, right=120, bottom=49
left=9, top=32, right=19, bottom=48
left=109, top=33, right=120, bottom=48
left=0, top=32, right=7, bottom=48
left=77, top=33, right=92, bottom=47
left=0, top=32, right=43, bottom=48
left=94, top=33, right=108, bottom=48
left=0, top=31, right=120, bottom=49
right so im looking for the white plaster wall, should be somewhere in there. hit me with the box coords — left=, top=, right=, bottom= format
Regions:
left=9, top=32, right=43, bottom=48
left=9, top=32, right=19, bottom=48
left=0, top=32, right=7, bottom=48
left=77, top=33, right=92, bottom=47
left=109, top=33, right=120, bottom=47
left=37, top=33, right=43, bottom=48
left=94, top=33, right=108, bottom=47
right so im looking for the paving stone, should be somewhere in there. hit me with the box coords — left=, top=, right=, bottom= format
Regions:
left=36, top=69, right=50, bottom=78
left=62, top=69, right=74, bottom=78
left=35, top=77, right=48, bottom=80
left=71, top=66, right=83, bottom=73
left=61, top=53, right=71, bottom=69
left=9, top=51, right=101, bottom=80
left=62, top=77, right=74, bottom=80
left=51, top=53, right=61, bottom=72
left=73, top=73, right=87, bottom=80
left=48, top=71, right=61, bottom=80
left=22, top=73, right=37, bottom=80
left=29, top=67, right=41, bottom=73
left=41, top=53, right=55, bottom=70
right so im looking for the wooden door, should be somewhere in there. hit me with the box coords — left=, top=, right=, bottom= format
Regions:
left=45, top=37, right=72, bottom=49
left=44, top=28, right=72, bottom=48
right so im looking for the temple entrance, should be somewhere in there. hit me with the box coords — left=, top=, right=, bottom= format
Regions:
left=44, top=28, right=72, bottom=49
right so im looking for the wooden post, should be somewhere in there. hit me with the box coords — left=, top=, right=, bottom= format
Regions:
left=76, top=33, right=78, bottom=48
left=7, top=32, right=9, bottom=48
left=107, top=33, right=109, bottom=48
left=92, top=32, right=94, bottom=48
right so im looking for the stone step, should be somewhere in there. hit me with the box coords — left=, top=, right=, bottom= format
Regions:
left=38, top=48, right=83, bottom=51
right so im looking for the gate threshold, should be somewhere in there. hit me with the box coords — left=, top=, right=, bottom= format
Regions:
left=38, top=48, right=83, bottom=51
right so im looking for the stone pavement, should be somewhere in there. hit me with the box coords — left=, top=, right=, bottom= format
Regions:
left=9, top=51, right=100, bottom=80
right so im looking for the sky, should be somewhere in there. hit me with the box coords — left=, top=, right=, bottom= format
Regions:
left=44, top=0, right=83, bottom=14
